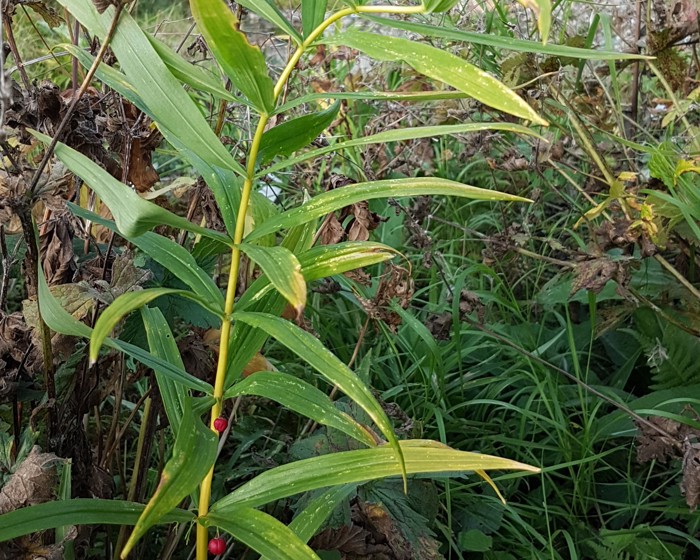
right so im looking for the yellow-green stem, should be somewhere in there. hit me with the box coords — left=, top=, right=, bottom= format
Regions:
left=195, top=5, right=425, bottom=559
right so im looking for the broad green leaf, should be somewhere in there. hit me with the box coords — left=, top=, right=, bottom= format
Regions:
left=224, top=372, right=376, bottom=447
left=191, top=0, right=275, bottom=114
left=211, top=439, right=540, bottom=510
left=246, top=177, right=532, bottom=242
left=68, top=203, right=226, bottom=313
left=203, top=510, right=320, bottom=560
left=90, top=288, right=188, bottom=364
left=232, top=312, right=406, bottom=482
left=366, top=16, right=649, bottom=60
left=516, top=0, right=552, bottom=42
left=258, top=102, right=340, bottom=164
left=142, top=307, right=189, bottom=432
left=422, top=0, right=459, bottom=13
left=30, top=130, right=232, bottom=244
left=302, top=0, right=328, bottom=38
left=122, top=401, right=217, bottom=557
left=299, top=242, right=397, bottom=282
left=56, top=1, right=246, bottom=176
left=147, top=34, right=250, bottom=106
left=260, top=122, right=545, bottom=176
left=326, top=30, right=547, bottom=126
left=236, top=0, right=302, bottom=45
left=0, top=499, right=193, bottom=542
left=288, top=485, right=356, bottom=542
left=239, top=244, right=306, bottom=315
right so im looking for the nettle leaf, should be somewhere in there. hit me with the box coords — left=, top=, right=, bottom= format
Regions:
left=224, top=372, right=377, bottom=447
left=191, top=0, right=275, bottom=114
left=122, top=400, right=217, bottom=557
left=236, top=0, right=302, bottom=44
left=203, top=510, right=320, bottom=560
left=258, top=102, right=340, bottom=164
left=302, top=0, right=328, bottom=38
left=211, top=440, right=539, bottom=510
left=326, top=30, right=547, bottom=125
left=246, top=177, right=531, bottom=242
left=239, top=244, right=307, bottom=316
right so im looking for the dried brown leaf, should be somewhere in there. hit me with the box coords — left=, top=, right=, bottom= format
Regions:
left=0, top=446, right=60, bottom=514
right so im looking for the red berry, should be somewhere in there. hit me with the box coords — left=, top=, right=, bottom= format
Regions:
left=213, top=417, right=228, bottom=434
left=208, top=537, right=226, bottom=555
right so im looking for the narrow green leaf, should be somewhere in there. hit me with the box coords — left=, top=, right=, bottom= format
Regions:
left=259, top=122, right=545, bottom=177
left=67, top=203, right=225, bottom=313
left=366, top=16, right=650, bottom=60
left=90, top=288, right=188, bottom=364
left=203, top=510, right=320, bottom=560
left=30, top=130, right=232, bottom=243
left=212, top=440, right=539, bottom=510
left=326, top=30, right=547, bottom=125
left=246, top=177, right=532, bottom=242
left=38, top=261, right=92, bottom=339
left=421, top=0, right=459, bottom=13
left=299, top=242, right=397, bottom=282
left=191, top=0, right=275, bottom=113
left=122, top=401, right=217, bottom=557
left=56, top=1, right=246, bottom=176
left=236, top=0, right=302, bottom=45
left=0, top=499, right=193, bottom=542
left=258, top=102, right=340, bottom=164
left=516, top=0, right=552, bottom=42
left=288, top=485, right=356, bottom=542
left=231, top=312, right=405, bottom=482
left=142, top=307, right=189, bottom=432
left=302, top=0, right=328, bottom=38
left=224, top=372, right=377, bottom=447
left=239, top=244, right=306, bottom=315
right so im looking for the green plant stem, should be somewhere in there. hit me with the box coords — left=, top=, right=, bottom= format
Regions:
left=196, top=5, right=425, bottom=559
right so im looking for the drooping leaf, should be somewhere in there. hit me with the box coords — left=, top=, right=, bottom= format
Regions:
left=325, top=30, right=547, bottom=125
left=236, top=0, right=302, bottom=45
left=0, top=499, right=193, bottom=542
left=203, top=510, right=320, bottom=559
left=122, top=400, right=217, bottom=557
left=257, top=102, right=340, bottom=164
left=239, top=244, right=306, bottom=315
left=224, top=372, right=376, bottom=447
left=211, top=440, right=539, bottom=510
left=142, top=307, right=189, bottom=432
left=302, top=0, right=328, bottom=38
left=90, top=288, right=190, bottom=364
left=30, top=130, right=232, bottom=244
left=298, top=242, right=397, bottom=282
left=246, top=177, right=531, bottom=242
left=232, top=312, right=406, bottom=482
left=191, top=0, right=275, bottom=113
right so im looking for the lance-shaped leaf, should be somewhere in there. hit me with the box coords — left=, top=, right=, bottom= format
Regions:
left=30, top=131, right=232, bottom=244
left=302, top=0, right=328, bottom=39
left=288, top=485, right=356, bottom=543
left=203, top=510, right=320, bottom=560
left=224, top=372, right=377, bottom=447
left=422, top=0, right=459, bottom=13
left=299, top=242, right=398, bottom=282
left=142, top=307, right=189, bottom=432
left=246, top=177, right=531, bottom=242
left=326, top=30, right=547, bottom=126
left=232, top=312, right=406, bottom=482
left=211, top=439, right=539, bottom=510
left=239, top=244, right=306, bottom=316
left=257, top=102, right=340, bottom=164
left=516, top=0, right=552, bottom=43
left=191, top=0, right=275, bottom=114
left=122, top=401, right=217, bottom=558
left=236, top=0, right=302, bottom=45
left=90, top=288, right=190, bottom=364
left=0, top=499, right=193, bottom=542
left=68, top=203, right=225, bottom=314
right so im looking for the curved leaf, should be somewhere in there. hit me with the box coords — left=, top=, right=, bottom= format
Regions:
left=0, top=499, right=193, bottom=542
left=203, top=510, right=320, bottom=560
left=326, top=30, right=547, bottom=125
left=232, top=312, right=405, bottom=482
left=191, top=0, right=275, bottom=113
left=211, top=439, right=539, bottom=510
left=246, top=177, right=531, bottom=242
left=224, top=372, right=377, bottom=447
left=236, top=0, right=302, bottom=45
left=299, top=242, right=397, bottom=282
left=90, top=288, right=188, bottom=364
left=122, top=400, right=217, bottom=557
left=239, top=244, right=306, bottom=315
